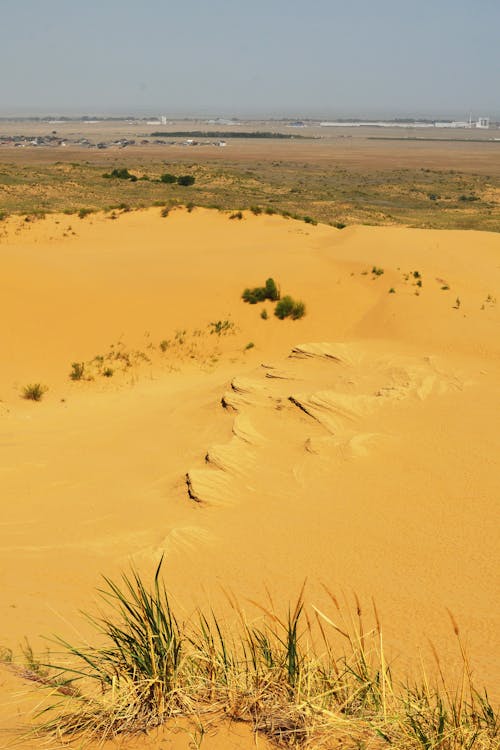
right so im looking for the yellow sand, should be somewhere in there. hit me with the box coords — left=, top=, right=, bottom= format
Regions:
left=0, top=208, right=499, bottom=747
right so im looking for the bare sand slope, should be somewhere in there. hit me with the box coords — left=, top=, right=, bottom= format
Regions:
left=0, top=208, right=499, bottom=747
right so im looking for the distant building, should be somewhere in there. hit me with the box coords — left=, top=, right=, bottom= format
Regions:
left=477, top=117, right=490, bottom=129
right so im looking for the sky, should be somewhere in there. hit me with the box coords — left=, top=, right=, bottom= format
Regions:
left=0, top=0, right=498, bottom=118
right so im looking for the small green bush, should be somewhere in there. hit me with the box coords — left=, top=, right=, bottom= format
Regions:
left=70, top=362, right=85, bottom=381
left=389, top=288, right=396, bottom=294
left=177, top=175, right=195, bottom=186
left=245, top=342, right=255, bottom=350
left=78, top=208, right=93, bottom=219
left=22, top=383, right=47, bottom=401
left=160, top=173, right=177, bottom=184
left=260, top=309, right=268, bottom=320
left=250, top=206, right=262, bottom=215
left=103, top=168, right=135, bottom=180
left=372, top=266, right=384, bottom=276
left=242, top=286, right=267, bottom=304
left=102, top=368, right=114, bottom=378
left=242, top=277, right=280, bottom=305
left=265, top=207, right=276, bottom=215
left=275, top=296, right=306, bottom=320
left=333, top=221, right=346, bottom=229
left=303, top=215, right=317, bottom=225
left=229, top=211, right=243, bottom=220
left=160, top=207, right=170, bottom=218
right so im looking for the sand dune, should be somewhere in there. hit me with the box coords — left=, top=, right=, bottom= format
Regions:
left=0, top=207, right=499, bottom=747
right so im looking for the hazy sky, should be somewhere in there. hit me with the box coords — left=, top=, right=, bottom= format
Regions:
left=1, top=0, right=498, bottom=118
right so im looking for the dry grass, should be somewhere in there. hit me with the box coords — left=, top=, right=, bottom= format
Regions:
left=18, top=560, right=498, bottom=749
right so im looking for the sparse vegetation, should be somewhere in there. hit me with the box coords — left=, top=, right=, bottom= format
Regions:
left=244, top=341, right=255, bottom=350
left=242, top=277, right=280, bottom=305
left=389, top=287, right=396, bottom=293
left=102, top=168, right=136, bottom=181
left=69, top=362, right=85, bottom=381
left=371, top=266, right=384, bottom=276
left=27, top=562, right=498, bottom=750
left=77, top=208, right=93, bottom=219
left=260, top=308, right=268, bottom=320
left=22, top=383, right=47, bottom=401
left=208, top=320, right=234, bottom=335
left=275, top=295, right=306, bottom=320
left=229, top=210, right=243, bottom=220
left=160, top=173, right=177, bottom=184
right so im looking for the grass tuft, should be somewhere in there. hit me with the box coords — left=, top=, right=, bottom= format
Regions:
left=19, top=563, right=498, bottom=749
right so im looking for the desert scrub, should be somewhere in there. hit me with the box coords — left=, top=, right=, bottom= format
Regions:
left=208, top=320, right=234, bottom=335
left=22, top=383, right=48, bottom=401
left=69, top=362, right=85, bottom=381
left=242, top=277, right=280, bottom=304
left=229, top=211, right=243, bottom=220
left=27, top=561, right=499, bottom=749
left=275, top=295, right=306, bottom=320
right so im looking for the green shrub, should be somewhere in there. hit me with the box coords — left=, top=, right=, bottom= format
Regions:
left=275, top=296, right=306, bottom=320
left=78, top=208, right=93, bottom=219
left=333, top=221, right=346, bottom=229
left=389, top=288, right=396, bottom=294
left=265, top=207, right=276, bottom=215
left=260, top=309, right=268, bottom=320
left=242, top=286, right=267, bottom=304
left=229, top=211, right=243, bottom=220
left=242, top=277, right=280, bottom=305
left=69, top=362, right=85, bottom=381
left=250, top=206, right=262, bottom=215
left=160, top=207, right=170, bottom=218
left=103, top=168, right=135, bottom=180
left=264, top=277, right=280, bottom=301
left=160, top=173, right=177, bottom=184
left=245, top=342, right=255, bottom=350
left=303, top=215, right=317, bottom=225
left=102, top=368, right=114, bottom=378
left=177, top=175, right=195, bottom=186
left=371, top=266, right=384, bottom=276
left=22, top=383, right=47, bottom=401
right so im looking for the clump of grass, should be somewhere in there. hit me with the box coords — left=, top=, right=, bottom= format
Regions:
left=260, top=309, right=268, bottom=320
left=371, top=266, right=384, bottom=276
left=229, top=210, right=243, bottom=220
left=22, top=383, right=48, bottom=401
left=69, top=362, right=85, bottom=381
left=102, top=367, right=114, bottom=378
left=160, top=207, right=170, bottom=218
left=389, top=287, right=396, bottom=294
left=244, top=342, right=255, bottom=350
left=208, top=320, right=234, bottom=335
left=275, top=296, right=306, bottom=320
left=250, top=206, right=262, bottom=215
left=29, top=562, right=498, bottom=749
left=303, top=215, right=317, bottom=225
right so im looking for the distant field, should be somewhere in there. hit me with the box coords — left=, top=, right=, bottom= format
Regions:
left=0, top=124, right=499, bottom=230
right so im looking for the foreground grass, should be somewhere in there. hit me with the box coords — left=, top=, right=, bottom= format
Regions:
left=15, top=561, right=498, bottom=749
left=0, top=159, right=499, bottom=231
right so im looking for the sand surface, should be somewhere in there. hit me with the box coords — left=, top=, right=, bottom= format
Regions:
left=0, top=208, right=499, bottom=747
